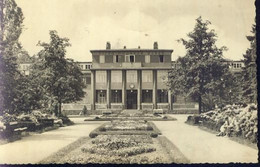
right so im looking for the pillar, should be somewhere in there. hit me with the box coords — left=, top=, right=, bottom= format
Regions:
left=107, top=70, right=111, bottom=109
left=122, top=70, right=126, bottom=109
left=168, top=90, right=172, bottom=111
left=91, top=70, right=96, bottom=110
left=153, top=70, right=157, bottom=109
left=137, top=70, right=142, bottom=110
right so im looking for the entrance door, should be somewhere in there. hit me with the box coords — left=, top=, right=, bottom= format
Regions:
left=126, top=90, right=137, bottom=109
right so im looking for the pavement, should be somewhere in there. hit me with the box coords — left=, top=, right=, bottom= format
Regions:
left=154, top=114, right=258, bottom=163
left=0, top=118, right=104, bottom=164
left=0, top=115, right=258, bottom=164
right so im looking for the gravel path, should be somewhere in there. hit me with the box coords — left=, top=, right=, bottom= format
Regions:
left=154, top=115, right=258, bottom=163
left=0, top=118, right=104, bottom=164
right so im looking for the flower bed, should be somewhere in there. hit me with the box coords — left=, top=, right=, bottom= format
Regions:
left=82, top=135, right=156, bottom=157
left=104, top=120, right=151, bottom=131
left=89, top=120, right=161, bottom=138
left=40, top=119, right=189, bottom=164
left=186, top=104, right=257, bottom=144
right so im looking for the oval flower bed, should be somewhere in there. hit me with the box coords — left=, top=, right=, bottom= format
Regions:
left=82, top=135, right=155, bottom=157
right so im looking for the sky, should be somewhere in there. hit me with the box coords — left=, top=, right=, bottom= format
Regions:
left=16, top=0, right=255, bottom=61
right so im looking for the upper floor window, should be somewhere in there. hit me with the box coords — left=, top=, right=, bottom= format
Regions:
left=125, top=55, right=135, bottom=63
left=100, top=55, right=105, bottom=63
left=159, top=55, right=164, bottom=63
left=111, top=70, right=122, bottom=83
left=145, top=55, right=150, bottom=63
left=80, top=65, right=83, bottom=69
left=113, top=55, right=119, bottom=63
left=142, top=70, right=153, bottom=82
left=96, top=71, right=107, bottom=83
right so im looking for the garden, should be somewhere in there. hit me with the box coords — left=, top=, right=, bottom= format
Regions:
left=186, top=103, right=257, bottom=146
left=41, top=119, right=189, bottom=164
left=0, top=110, right=74, bottom=144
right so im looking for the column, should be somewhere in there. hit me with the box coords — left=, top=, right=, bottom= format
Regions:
left=168, top=90, right=172, bottom=111
left=153, top=70, right=157, bottom=109
left=91, top=70, right=96, bottom=110
left=122, top=70, right=126, bottom=109
left=137, top=70, right=142, bottom=110
left=107, top=70, right=111, bottom=109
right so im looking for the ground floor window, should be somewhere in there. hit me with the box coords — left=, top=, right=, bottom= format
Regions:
left=142, top=90, right=152, bottom=103
left=157, top=90, right=168, bottom=103
left=96, top=90, right=106, bottom=103
left=111, top=90, right=122, bottom=103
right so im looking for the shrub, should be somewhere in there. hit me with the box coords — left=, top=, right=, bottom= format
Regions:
left=146, top=126, right=153, bottom=131
left=95, top=116, right=100, bottom=120
left=150, top=133, right=158, bottom=138
left=99, top=127, right=106, bottom=132
left=89, top=132, right=98, bottom=138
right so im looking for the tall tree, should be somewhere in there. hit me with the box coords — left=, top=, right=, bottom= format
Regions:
left=0, top=0, right=24, bottom=115
left=241, top=25, right=257, bottom=103
left=168, top=16, right=229, bottom=113
left=30, top=30, right=85, bottom=116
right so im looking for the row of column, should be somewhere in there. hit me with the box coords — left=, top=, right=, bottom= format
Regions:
left=91, top=70, right=172, bottom=110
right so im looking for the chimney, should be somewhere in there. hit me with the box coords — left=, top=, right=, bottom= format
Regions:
left=106, top=42, right=111, bottom=50
left=124, top=46, right=126, bottom=49
left=154, top=42, right=158, bottom=49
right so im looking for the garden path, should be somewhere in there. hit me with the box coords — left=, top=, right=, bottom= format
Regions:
left=0, top=118, right=104, bottom=164
left=154, top=114, right=258, bottom=163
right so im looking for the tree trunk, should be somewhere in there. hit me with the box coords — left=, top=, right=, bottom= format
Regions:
left=198, top=95, right=202, bottom=114
left=58, top=100, right=62, bottom=117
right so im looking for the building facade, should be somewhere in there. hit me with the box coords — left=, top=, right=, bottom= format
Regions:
left=90, top=42, right=174, bottom=111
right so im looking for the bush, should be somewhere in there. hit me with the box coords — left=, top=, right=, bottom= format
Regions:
left=150, top=133, right=158, bottom=138
left=94, top=116, right=100, bottom=120
left=146, top=126, right=153, bottom=131
left=99, top=127, right=106, bottom=132
left=89, top=132, right=98, bottom=138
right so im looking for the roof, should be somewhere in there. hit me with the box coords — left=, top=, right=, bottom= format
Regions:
left=90, top=49, right=174, bottom=53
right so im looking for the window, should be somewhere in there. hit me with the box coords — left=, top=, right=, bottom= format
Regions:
left=113, top=55, right=119, bottom=63
left=127, top=70, right=137, bottom=83
left=159, top=55, right=164, bottom=63
left=157, top=90, right=168, bottom=103
left=125, top=55, right=135, bottom=63
left=100, top=55, right=105, bottom=63
left=96, top=71, right=107, bottom=83
left=142, top=70, right=153, bottom=82
left=96, top=90, right=106, bottom=103
left=86, top=76, right=91, bottom=84
left=111, top=90, right=122, bottom=103
left=111, top=70, right=122, bottom=83
left=80, top=65, right=84, bottom=69
left=142, top=90, right=152, bottom=103
left=130, top=55, right=135, bottom=63
left=157, top=70, right=168, bottom=82
left=145, top=55, right=150, bottom=63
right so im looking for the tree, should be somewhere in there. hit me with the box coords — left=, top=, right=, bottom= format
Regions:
left=168, top=16, right=229, bottom=113
left=0, top=0, right=24, bottom=115
left=241, top=25, right=257, bottom=104
left=30, top=30, right=85, bottom=116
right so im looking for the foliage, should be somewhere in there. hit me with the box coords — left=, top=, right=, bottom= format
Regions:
left=241, top=25, right=257, bottom=103
left=0, top=0, right=25, bottom=115
left=29, top=30, right=85, bottom=116
left=168, top=16, right=229, bottom=113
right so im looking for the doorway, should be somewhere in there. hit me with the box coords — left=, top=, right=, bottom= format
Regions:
left=126, top=90, right=137, bottom=109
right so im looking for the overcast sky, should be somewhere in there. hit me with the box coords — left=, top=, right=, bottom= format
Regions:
left=16, top=0, right=255, bottom=61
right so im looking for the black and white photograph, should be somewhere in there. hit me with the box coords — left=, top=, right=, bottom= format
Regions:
left=0, top=0, right=258, bottom=164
